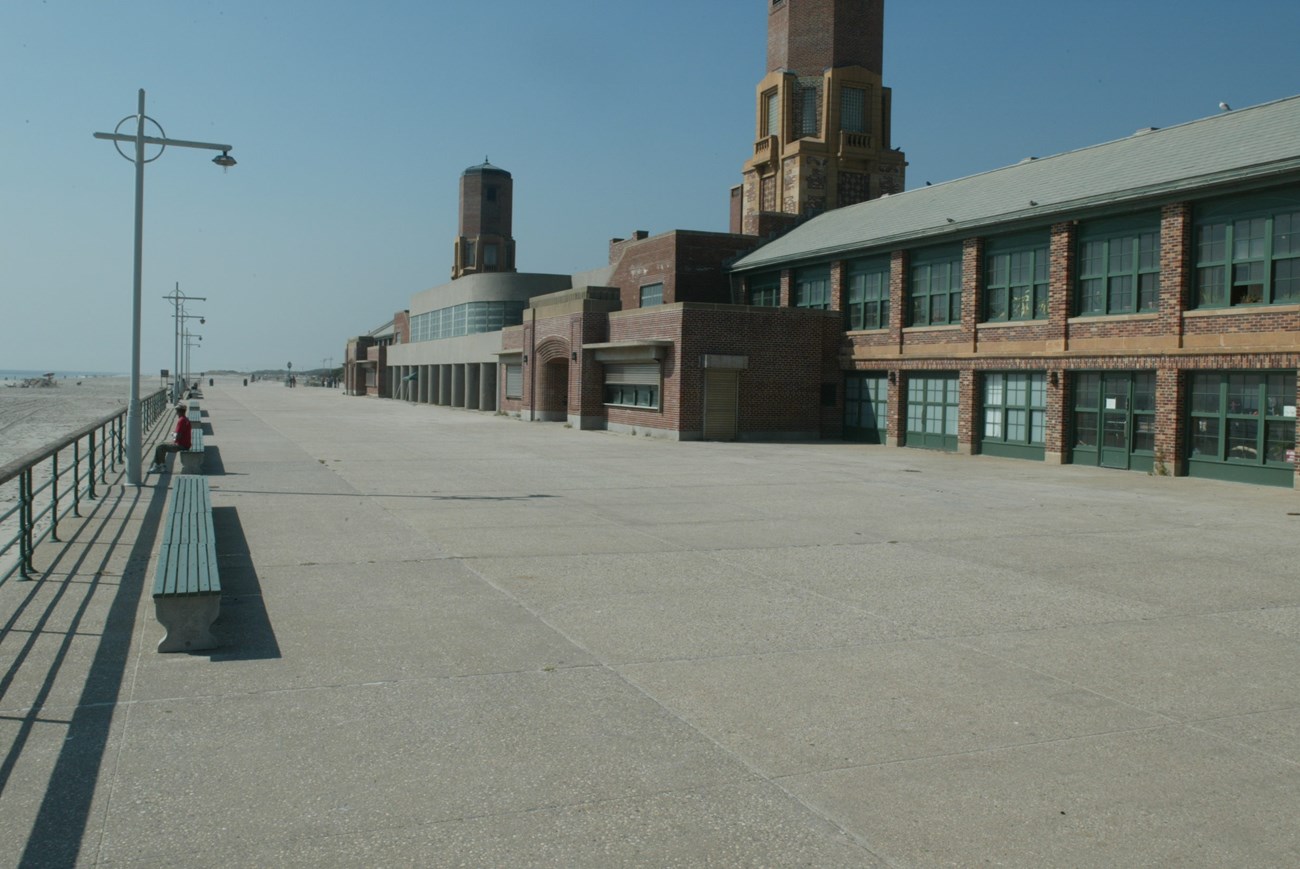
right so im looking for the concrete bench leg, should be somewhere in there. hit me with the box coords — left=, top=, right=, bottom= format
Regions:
left=179, top=450, right=205, bottom=474
left=155, top=594, right=221, bottom=652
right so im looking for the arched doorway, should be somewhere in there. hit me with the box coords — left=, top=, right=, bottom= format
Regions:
left=533, top=338, right=570, bottom=422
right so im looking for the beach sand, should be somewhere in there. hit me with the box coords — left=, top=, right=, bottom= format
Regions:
left=0, top=377, right=164, bottom=468
left=1, top=376, right=169, bottom=576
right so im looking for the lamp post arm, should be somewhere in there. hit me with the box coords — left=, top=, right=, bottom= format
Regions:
left=93, top=132, right=233, bottom=153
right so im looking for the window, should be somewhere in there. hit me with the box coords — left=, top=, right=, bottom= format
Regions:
left=747, top=272, right=780, bottom=307
left=483, top=243, right=498, bottom=268
left=462, top=241, right=476, bottom=268
left=486, top=186, right=497, bottom=203
left=504, top=364, right=522, bottom=400
left=846, top=257, right=890, bottom=330
left=763, top=89, right=780, bottom=138
left=639, top=283, right=664, bottom=308
left=1195, top=194, right=1300, bottom=308
left=983, top=373, right=1047, bottom=447
left=985, top=236, right=1049, bottom=321
left=794, top=266, right=830, bottom=310
left=604, top=363, right=660, bottom=410
left=407, top=301, right=526, bottom=343
left=840, top=86, right=867, bottom=134
left=1077, top=218, right=1160, bottom=315
left=908, top=247, right=962, bottom=326
left=797, top=85, right=818, bottom=137
left=1189, top=372, right=1296, bottom=465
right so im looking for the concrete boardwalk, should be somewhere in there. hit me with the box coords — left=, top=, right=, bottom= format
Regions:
left=2, top=378, right=1299, bottom=867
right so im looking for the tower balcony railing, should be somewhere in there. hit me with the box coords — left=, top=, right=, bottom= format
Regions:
left=838, top=130, right=874, bottom=156
left=752, top=135, right=779, bottom=164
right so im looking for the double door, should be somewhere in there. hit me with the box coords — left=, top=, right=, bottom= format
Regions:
left=1071, top=372, right=1155, bottom=471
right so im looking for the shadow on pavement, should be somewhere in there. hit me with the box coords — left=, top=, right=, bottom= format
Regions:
left=209, top=506, right=280, bottom=662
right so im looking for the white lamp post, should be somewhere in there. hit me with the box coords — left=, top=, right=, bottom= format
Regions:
left=164, top=284, right=206, bottom=403
left=94, top=89, right=235, bottom=485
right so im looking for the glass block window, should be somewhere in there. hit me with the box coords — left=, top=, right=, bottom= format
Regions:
left=1077, top=219, right=1160, bottom=315
left=798, top=85, right=818, bottom=137
left=794, top=266, right=830, bottom=310
left=640, top=283, right=664, bottom=308
left=985, top=236, right=1050, bottom=321
left=846, top=257, right=890, bottom=330
left=909, top=247, right=962, bottom=326
left=1195, top=193, right=1300, bottom=307
left=763, top=90, right=780, bottom=138
left=840, top=86, right=867, bottom=134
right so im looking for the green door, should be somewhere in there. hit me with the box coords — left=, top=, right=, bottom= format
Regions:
left=844, top=373, right=887, bottom=443
left=905, top=373, right=959, bottom=451
left=1100, top=380, right=1131, bottom=469
left=1070, top=372, right=1155, bottom=472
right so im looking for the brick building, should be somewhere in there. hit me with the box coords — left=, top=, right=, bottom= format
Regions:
left=731, top=96, right=1300, bottom=488
left=351, top=1, right=1298, bottom=488
left=732, top=0, right=906, bottom=236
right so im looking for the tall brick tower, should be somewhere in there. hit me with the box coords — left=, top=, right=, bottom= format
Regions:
left=453, top=160, right=517, bottom=279
left=731, top=0, right=906, bottom=236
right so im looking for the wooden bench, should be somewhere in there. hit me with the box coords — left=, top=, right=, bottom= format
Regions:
left=152, top=476, right=221, bottom=652
left=179, top=427, right=205, bottom=474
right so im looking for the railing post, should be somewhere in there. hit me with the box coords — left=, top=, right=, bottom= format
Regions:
left=19, top=469, right=32, bottom=580
left=88, top=430, right=98, bottom=501
left=73, top=440, right=82, bottom=517
left=50, top=451, right=60, bottom=542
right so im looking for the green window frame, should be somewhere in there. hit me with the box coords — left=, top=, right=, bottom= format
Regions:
left=639, top=282, right=664, bottom=308
left=794, top=266, right=830, bottom=310
left=905, top=373, right=959, bottom=451
left=1194, top=193, right=1300, bottom=308
left=846, top=257, right=890, bottom=330
left=983, top=372, right=1046, bottom=446
left=746, top=272, right=780, bottom=307
left=844, top=373, right=888, bottom=443
left=985, top=236, right=1050, bottom=322
left=908, top=248, right=962, bottom=326
left=1077, top=217, right=1160, bottom=316
left=1189, top=372, right=1296, bottom=466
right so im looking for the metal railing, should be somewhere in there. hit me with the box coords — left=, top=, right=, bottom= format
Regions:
left=0, top=387, right=168, bottom=584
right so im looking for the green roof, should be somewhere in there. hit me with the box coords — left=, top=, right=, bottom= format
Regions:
left=732, top=94, right=1300, bottom=272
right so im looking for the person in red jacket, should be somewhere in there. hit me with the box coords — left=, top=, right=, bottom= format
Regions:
left=150, top=405, right=192, bottom=473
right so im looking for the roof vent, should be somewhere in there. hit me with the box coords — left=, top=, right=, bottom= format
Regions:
left=1018, top=156, right=1037, bottom=164
left=1133, top=127, right=1160, bottom=135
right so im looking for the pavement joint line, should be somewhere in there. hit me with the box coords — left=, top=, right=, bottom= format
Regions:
left=767, top=722, right=1191, bottom=778
left=454, top=556, right=886, bottom=859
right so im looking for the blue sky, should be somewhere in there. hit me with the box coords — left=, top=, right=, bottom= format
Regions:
left=3, top=0, right=1298, bottom=373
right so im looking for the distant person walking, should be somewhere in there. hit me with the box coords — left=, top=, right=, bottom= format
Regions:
left=149, top=405, right=192, bottom=473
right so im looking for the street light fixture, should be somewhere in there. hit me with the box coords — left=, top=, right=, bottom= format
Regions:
left=164, top=283, right=207, bottom=403
left=94, top=89, right=236, bottom=485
